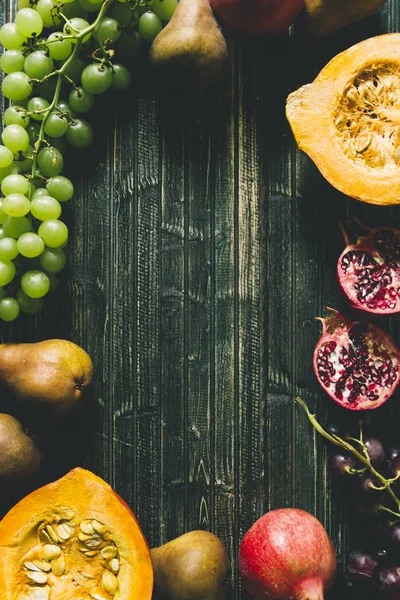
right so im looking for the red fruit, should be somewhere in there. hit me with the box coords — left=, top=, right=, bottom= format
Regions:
left=313, top=308, right=400, bottom=411
left=239, top=508, right=336, bottom=600
left=210, top=0, right=305, bottom=37
left=337, top=223, right=400, bottom=315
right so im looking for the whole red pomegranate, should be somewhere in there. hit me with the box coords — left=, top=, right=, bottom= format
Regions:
left=210, top=0, right=305, bottom=37
left=313, top=308, right=400, bottom=410
left=338, top=223, right=400, bottom=315
left=239, top=508, right=336, bottom=599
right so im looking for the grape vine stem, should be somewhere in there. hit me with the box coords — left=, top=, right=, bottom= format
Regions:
left=29, top=0, right=113, bottom=194
left=296, top=397, right=400, bottom=519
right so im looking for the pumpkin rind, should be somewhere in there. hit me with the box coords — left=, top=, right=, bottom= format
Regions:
left=0, top=467, right=153, bottom=600
left=286, top=33, right=400, bottom=205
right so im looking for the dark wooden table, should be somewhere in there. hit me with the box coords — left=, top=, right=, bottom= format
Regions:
left=1, top=2, right=400, bottom=598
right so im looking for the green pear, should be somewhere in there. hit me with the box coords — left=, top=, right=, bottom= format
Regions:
left=149, top=0, right=228, bottom=88
left=151, top=530, right=231, bottom=599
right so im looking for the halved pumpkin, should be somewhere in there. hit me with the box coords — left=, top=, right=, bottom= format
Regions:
left=0, top=467, right=153, bottom=600
left=286, top=33, right=400, bottom=205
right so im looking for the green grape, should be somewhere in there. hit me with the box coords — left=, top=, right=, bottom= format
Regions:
left=0, top=259, right=16, bottom=286
left=56, top=100, right=76, bottom=118
left=26, top=121, right=41, bottom=145
left=3, top=105, right=30, bottom=128
left=81, top=63, right=112, bottom=95
left=111, top=4, right=137, bottom=26
left=0, top=297, right=20, bottom=321
left=37, top=146, right=64, bottom=177
left=2, top=71, right=32, bottom=101
left=30, top=195, right=61, bottom=220
left=15, top=145, right=34, bottom=172
left=47, top=32, right=73, bottom=60
left=66, top=119, right=94, bottom=148
left=0, top=23, right=27, bottom=50
left=38, top=219, right=68, bottom=247
left=1, top=174, right=29, bottom=196
left=62, top=57, right=85, bottom=84
left=39, top=246, right=66, bottom=272
left=21, top=269, right=50, bottom=298
left=30, top=170, right=47, bottom=189
left=32, top=187, right=49, bottom=199
left=36, top=0, right=63, bottom=28
left=3, top=216, right=31, bottom=238
left=0, top=237, right=19, bottom=260
left=48, top=135, right=68, bottom=156
left=47, top=272, right=58, bottom=293
left=46, top=175, right=73, bottom=202
left=115, top=30, right=142, bottom=59
left=15, top=8, right=44, bottom=38
left=138, top=11, right=162, bottom=42
left=152, top=0, right=177, bottom=21
left=0, top=164, right=20, bottom=184
left=34, top=78, right=57, bottom=102
left=63, top=17, right=91, bottom=42
left=24, top=50, right=54, bottom=80
left=111, top=64, right=131, bottom=90
left=0, top=146, right=14, bottom=169
left=69, top=86, right=95, bottom=113
left=2, top=124, right=30, bottom=153
left=99, top=17, right=121, bottom=43
left=3, top=193, right=30, bottom=217
left=44, top=111, right=69, bottom=137
left=17, top=232, right=45, bottom=257
left=27, top=97, right=50, bottom=121
left=0, top=49, right=26, bottom=74
left=17, top=0, right=31, bottom=8
left=78, top=0, right=101, bottom=13
left=16, top=288, right=43, bottom=313
left=138, top=3, right=153, bottom=15
left=61, top=0, right=89, bottom=20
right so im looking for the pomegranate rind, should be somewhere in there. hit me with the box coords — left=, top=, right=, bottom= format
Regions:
left=313, top=312, right=400, bottom=410
left=239, top=508, right=336, bottom=600
left=286, top=33, right=400, bottom=205
left=337, top=228, right=400, bottom=315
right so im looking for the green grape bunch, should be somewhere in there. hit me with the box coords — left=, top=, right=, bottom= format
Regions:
left=0, top=0, right=178, bottom=322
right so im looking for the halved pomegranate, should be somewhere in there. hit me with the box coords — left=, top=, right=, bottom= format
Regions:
left=313, top=308, right=400, bottom=410
left=338, top=222, right=400, bottom=315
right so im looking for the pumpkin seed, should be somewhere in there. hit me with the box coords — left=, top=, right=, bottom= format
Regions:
left=51, top=553, right=66, bottom=576
left=45, top=525, right=58, bottom=544
left=33, top=560, right=52, bottom=572
left=80, top=520, right=95, bottom=535
left=355, top=134, right=372, bottom=153
left=78, top=532, right=92, bottom=543
left=29, top=587, right=50, bottom=600
left=24, top=561, right=41, bottom=571
left=27, top=570, right=48, bottom=584
left=41, top=544, right=62, bottom=560
left=92, top=520, right=107, bottom=536
left=101, top=570, right=118, bottom=595
left=56, top=522, right=75, bottom=540
left=84, top=536, right=103, bottom=549
left=107, top=558, right=119, bottom=574
left=101, top=546, right=117, bottom=560
left=39, top=528, right=52, bottom=544
left=81, top=549, right=99, bottom=557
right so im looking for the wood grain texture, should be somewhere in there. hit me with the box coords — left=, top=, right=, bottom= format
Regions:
left=0, top=3, right=400, bottom=599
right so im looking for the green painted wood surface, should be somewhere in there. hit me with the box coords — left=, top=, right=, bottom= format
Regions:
left=1, top=2, right=400, bottom=598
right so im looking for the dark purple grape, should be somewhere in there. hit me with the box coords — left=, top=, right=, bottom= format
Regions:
left=364, top=437, right=385, bottom=466
left=347, top=550, right=378, bottom=579
left=391, top=457, right=400, bottom=477
left=377, top=567, right=400, bottom=592
left=326, top=423, right=342, bottom=437
left=359, top=477, right=378, bottom=495
left=387, top=448, right=400, bottom=463
left=328, top=452, right=357, bottom=476
left=389, top=524, right=400, bottom=547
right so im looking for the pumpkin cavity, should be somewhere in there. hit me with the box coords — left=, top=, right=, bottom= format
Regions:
left=335, top=63, right=400, bottom=170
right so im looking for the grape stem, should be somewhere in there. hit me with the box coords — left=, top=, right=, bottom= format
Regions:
left=28, top=0, right=113, bottom=195
left=296, top=397, right=400, bottom=519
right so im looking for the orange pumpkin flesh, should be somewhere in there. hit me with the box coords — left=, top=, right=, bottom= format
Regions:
left=286, top=33, right=400, bottom=206
left=0, top=467, right=153, bottom=600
